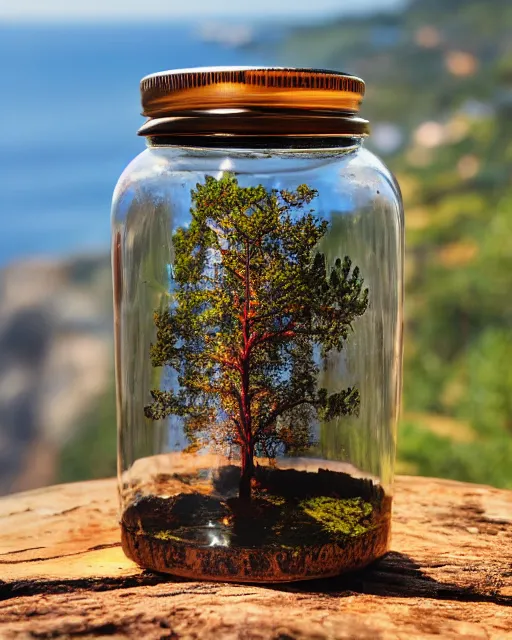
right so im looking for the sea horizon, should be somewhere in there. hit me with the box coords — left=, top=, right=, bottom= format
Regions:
left=0, top=22, right=272, bottom=268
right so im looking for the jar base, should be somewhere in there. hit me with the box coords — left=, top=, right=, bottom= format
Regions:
left=120, top=465, right=391, bottom=583
left=121, top=516, right=390, bottom=583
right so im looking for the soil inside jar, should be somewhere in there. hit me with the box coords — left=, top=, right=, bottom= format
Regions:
left=121, top=465, right=391, bottom=582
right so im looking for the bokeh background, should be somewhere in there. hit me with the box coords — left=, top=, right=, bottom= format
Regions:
left=1, top=0, right=511, bottom=495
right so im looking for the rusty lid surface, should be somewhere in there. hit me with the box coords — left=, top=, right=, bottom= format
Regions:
left=140, top=67, right=365, bottom=117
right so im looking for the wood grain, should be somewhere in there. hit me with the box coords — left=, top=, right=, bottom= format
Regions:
left=0, top=475, right=511, bottom=639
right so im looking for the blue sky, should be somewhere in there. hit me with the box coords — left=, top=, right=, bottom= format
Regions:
left=0, top=0, right=402, bottom=21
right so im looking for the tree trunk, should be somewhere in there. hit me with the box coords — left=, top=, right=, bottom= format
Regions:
left=239, top=442, right=254, bottom=500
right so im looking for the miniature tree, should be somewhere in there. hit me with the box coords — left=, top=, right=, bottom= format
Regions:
left=145, top=174, right=369, bottom=500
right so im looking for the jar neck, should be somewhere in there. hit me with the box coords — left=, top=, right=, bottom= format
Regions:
left=138, top=107, right=369, bottom=148
left=145, top=135, right=364, bottom=151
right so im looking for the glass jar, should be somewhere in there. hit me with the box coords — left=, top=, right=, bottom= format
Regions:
left=112, top=67, right=403, bottom=583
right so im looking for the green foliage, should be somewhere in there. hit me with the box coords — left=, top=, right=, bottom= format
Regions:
left=145, top=174, right=368, bottom=494
left=58, top=380, right=117, bottom=483
left=300, top=496, right=373, bottom=536
left=459, top=329, right=512, bottom=435
left=398, top=421, right=512, bottom=489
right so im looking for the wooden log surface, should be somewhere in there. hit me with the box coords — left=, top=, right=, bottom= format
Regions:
left=0, top=475, right=511, bottom=639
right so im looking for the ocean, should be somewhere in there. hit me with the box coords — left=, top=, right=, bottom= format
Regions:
left=0, top=23, right=270, bottom=267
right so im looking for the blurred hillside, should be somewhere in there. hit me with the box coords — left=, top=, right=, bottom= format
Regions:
left=0, top=256, right=114, bottom=494
left=266, top=0, right=512, bottom=486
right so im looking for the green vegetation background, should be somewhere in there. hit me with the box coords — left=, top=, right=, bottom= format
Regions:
left=59, top=0, right=512, bottom=489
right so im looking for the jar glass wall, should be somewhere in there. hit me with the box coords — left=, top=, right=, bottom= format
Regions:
left=112, top=141, right=403, bottom=582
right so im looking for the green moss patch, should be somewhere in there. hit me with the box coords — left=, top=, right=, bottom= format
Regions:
left=300, top=497, right=373, bottom=537
left=153, top=530, right=183, bottom=542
